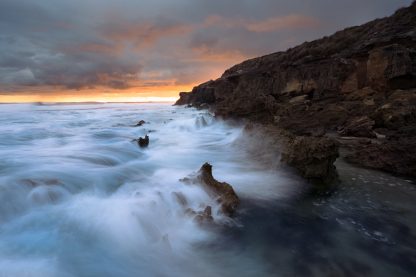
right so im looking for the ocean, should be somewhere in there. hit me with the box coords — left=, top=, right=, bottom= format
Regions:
left=0, top=103, right=415, bottom=276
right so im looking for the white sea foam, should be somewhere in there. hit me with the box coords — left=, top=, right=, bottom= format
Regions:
left=0, top=103, right=298, bottom=277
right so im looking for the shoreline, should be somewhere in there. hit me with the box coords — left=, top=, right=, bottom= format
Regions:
left=174, top=2, right=416, bottom=184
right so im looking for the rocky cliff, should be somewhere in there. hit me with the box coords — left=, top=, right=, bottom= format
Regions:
left=176, top=2, right=416, bottom=180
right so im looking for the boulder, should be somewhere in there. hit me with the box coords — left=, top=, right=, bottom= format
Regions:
left=138, top=135, right=149, bottom=148
left=281, top=136, right=339, bottom=186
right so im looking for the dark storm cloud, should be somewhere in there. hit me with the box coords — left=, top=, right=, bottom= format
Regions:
left=0, top=0, right=412, bottom=94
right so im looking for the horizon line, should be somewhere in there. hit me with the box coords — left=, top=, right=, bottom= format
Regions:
left=0, top=101, right=177, bottom=105
left=0, top=96, right=179, bottom=104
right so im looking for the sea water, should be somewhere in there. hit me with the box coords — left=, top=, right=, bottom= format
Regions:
left=0, top=103, right=414, bottom=277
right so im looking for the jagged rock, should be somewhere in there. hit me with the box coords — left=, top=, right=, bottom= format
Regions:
left=184, top=206, right=214, bottom=224
left=281, top=136, right=339, bottom=186
left=179, top=163, right=239, bottom=217
left=196, top=163, right=239, bottom=216
left=174, top=3, right=416, bottom=177
left=138, top=135, right=149, bottom=148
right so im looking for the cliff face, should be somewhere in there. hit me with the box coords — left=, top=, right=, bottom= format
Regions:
left=176, top=3, right=416, bottom=178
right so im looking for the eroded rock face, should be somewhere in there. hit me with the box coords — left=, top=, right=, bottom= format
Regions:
left=174, top=3, right=416, bottom=178
left=281, top=136, right=340, bottom=186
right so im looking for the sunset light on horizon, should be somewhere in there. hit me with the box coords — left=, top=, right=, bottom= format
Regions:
left=0, top=0, right=410, bottom=102
left=0, top=84, right=198, bottom=103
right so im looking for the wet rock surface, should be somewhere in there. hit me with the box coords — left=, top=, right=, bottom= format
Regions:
left=281, top=136, right=340, bottom=186
left=135, top=135, right=149, bottom=148
left=181, top=163, right=240, bottom=217
left=197, top=163, right=240, bottom=216
left=175, top=2, right=416, bottom=178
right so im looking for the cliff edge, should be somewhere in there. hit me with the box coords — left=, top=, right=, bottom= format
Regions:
left=176, top=2, right=416, bottom=180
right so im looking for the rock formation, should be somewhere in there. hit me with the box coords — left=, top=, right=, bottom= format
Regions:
left=135, top=120, right=146, bottom=127
left=181, top=163, right=240, bottom=216
left=175, top=2, right=416, bottom=179
left=137, top=135, right=149, bottom=148
left=197, top=163, right=240, bottom=216
left=281, top=136, right=339, bottom=185
left=186, top=206, right=214, bottom=224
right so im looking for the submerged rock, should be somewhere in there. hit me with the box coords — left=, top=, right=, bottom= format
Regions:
left=184, top=206, right=214, bottom=224
left=135, top=120, right=146, bottom=127
left=194, top=206, right=214, bottom=224
left=197, top=163, right=240, bottom=216
left=137, top=135, right=149, bottom=148
left=28, top=185, right=69, bottom=205
left=172, top=191, right=188, bottom=207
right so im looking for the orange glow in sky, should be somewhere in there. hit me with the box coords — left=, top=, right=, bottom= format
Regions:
left=1, top=1, right=401, bottom=103
left=0, top=84, right=197, bottom=103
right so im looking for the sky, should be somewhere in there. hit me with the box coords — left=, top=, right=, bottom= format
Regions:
left=0, top=0, right=412, bottom=102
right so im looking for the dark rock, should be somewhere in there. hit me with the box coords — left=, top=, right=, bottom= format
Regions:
left=281, top=136, right=339, bottom=186
left=175, top=3, right=416, bottom=177
left=197, top=163, right=240, bottom=216
left=372, top=90, right=416, bottom=130
left=138, top=135, right=149, bottom=148
left=345, top=137, right=416, bottom=177
left=338, top=116, right=375, bottom=138
left=175, top=92, right=192, bottom=106
left=135, top=120, right=146, bottom=127
left=174, top=81, right=218, bottom=108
